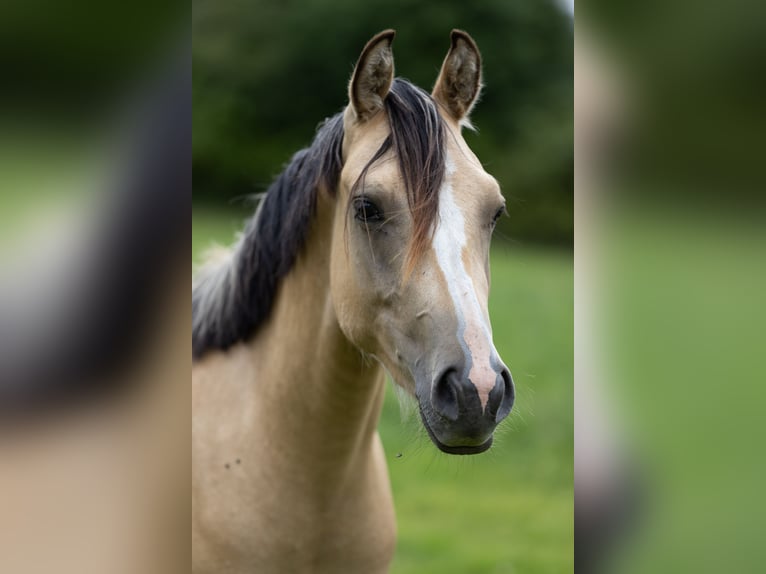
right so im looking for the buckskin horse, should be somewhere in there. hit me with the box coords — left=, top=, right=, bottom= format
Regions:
left=192, top=29, right=514, bottom=573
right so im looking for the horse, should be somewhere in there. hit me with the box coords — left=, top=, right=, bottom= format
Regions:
left=192, top=29, right=514, bottom=573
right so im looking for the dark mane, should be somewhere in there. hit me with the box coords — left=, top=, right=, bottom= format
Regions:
left=192, top=78, right=446, bottom=359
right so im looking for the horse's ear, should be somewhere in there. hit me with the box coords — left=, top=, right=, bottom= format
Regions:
left=432, top=30, right=483, bottom=124
left=349, top=30, right=395, bottom=122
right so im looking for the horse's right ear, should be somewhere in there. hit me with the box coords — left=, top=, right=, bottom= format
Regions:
left=348, top=30, right=395, bottom=122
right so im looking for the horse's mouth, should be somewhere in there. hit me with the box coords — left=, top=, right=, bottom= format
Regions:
left=419, top=406, right=494, bottom=455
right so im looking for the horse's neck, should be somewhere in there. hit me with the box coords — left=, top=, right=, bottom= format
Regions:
left=248, top=195, right=386, bottom=488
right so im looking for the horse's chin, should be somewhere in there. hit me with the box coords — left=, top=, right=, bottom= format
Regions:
left=418, top=405, right=494, bottom=455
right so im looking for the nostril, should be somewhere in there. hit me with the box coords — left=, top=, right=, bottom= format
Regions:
left=431, top=369, right=460, bottom=421
left=494, top=368, right=515, bottom=422
left=486, top=374, right=505, bottom=418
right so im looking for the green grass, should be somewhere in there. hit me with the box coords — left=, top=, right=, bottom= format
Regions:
left=193, top=207, right=573, bottom=573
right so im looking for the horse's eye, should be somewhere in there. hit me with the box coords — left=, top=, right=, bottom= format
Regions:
left=354, top=197, right=383, bottom=223
left=491, top=205, right=507, bottom=227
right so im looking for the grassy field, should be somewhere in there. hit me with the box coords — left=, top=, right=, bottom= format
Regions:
left=193, top=207, right=573, bottom=573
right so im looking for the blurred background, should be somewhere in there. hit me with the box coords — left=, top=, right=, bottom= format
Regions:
left=0, top=2, right=188, bottom=573
left=576, top=1, right=766, bottom=572
left=193, top=1, right=573, bottom=573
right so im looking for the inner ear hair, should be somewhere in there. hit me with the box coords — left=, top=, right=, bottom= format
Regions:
left=432, top=29, right=483, bottom=122
left=349, top=30, right=396, bottom=122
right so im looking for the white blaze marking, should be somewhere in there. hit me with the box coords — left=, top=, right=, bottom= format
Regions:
left=432, top=157, right=498, bottom=409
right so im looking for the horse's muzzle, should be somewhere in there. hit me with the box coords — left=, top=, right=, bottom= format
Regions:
left=419, top=367, right=515, bottom=455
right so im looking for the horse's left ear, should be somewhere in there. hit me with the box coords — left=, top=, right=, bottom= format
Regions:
left=432, top=30, right=483, bottom=124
